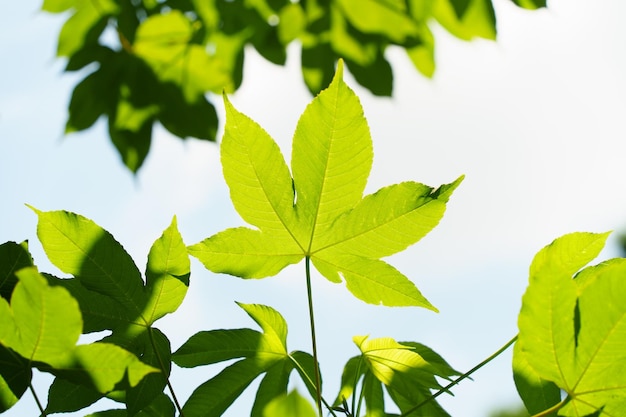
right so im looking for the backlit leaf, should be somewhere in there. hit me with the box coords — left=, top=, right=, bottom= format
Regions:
left=515, top=232, right=626, bottom=415
left=190, top=60, right=462, bottom=308
left=144, top=217, right=190, bottom=325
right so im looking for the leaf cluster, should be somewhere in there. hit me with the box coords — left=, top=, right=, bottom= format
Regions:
left=42, top=0, right=545, bottom=172
left=0, top=60, right=465, bottom=416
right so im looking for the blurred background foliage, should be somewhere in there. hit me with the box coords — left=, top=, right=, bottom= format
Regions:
left=43, top=0, right=545, bottom=172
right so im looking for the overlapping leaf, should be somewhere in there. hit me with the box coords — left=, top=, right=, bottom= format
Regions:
left=23, top=209, right=190, bottom=414
left=514, top=232, right=626, bottom=416
left=172, top=303, right=317, bottom=417
left=0, top=267, right=158, bottom=394
left=190, top=61, right=463, bottom=309
left=333, top=336, right=458, bottom=416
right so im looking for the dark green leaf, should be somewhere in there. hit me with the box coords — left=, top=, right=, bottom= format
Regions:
left=181, top=359, right=267, bottom=417
left=110, top=117, right=154, bottom=174
left=173, top=328, right=264, bottom=367
left=65, top=45, right=116, bottom=72
left=158, top=84, right=218, bottom=140
left=301, top=42, right=336, bottom=95
left=44, top=273, right=132, bottom=334
left=251, top=359, right=292, bottom=417
left=66, top=67, right=119, bottom=133
left=0, top=345, right=31, bottom=413
left=46, top=378, right=103, bottom=414
left=126, top=329, right=171, bottom=416
left=0, top=241, right=32, bottom=300
left=289, top=351, right=320, bottom=402
left=450, top=0, right=472, bottom=18
left=345, top=51, right=393, bottom=96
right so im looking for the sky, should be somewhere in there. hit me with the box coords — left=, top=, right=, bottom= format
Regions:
left=2, top=0, right=626, bottom=416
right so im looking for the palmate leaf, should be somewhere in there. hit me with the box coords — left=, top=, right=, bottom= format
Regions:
left=514, top=232, right=626, bottom=416
left=27, top=209, right=190, bottom=414
left=172, top=303, right=317, bottom=417
left=189, top=60, right=463, bottom=309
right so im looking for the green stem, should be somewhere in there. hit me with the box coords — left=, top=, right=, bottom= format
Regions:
left=147, top=327, right=186, bottom=417
left=29, top=382, right=45, bottom=417
left=305, top=256, right=323, bottom=417
left=352, top=357, right=363, bottom=416
left=400, top=334, right=519, bottom=417
left=531, top=398, right=567, bottom=417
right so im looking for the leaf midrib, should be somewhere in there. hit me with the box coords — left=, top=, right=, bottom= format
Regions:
left=311, top=198, right=439, bottom=255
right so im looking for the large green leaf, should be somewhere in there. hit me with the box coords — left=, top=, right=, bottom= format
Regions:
left=514, top=232, right=626, bottom=416
left=190, top=61, right=462, bottom=309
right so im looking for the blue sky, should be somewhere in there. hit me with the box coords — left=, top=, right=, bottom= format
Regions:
left=2, top=0, right=626, bottom=416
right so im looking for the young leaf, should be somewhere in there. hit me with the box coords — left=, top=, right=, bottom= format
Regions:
left=189, top=60, right=463, bottom=309
left=515, top=231, right=626, bottom=415
left=144, top=216, right=191, bottom=325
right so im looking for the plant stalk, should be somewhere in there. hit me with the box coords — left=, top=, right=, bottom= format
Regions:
left=305, top=256, right=323, bottom=417
left=30, top=382, right=45, bottom=417
left=400, top=334, right=519, bottom=417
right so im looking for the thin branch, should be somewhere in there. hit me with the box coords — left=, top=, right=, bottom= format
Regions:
left=400, top=334, right=519, bottom=417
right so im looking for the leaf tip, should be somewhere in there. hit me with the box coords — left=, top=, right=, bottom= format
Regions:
left=24, top=204, right=41, bottom=215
